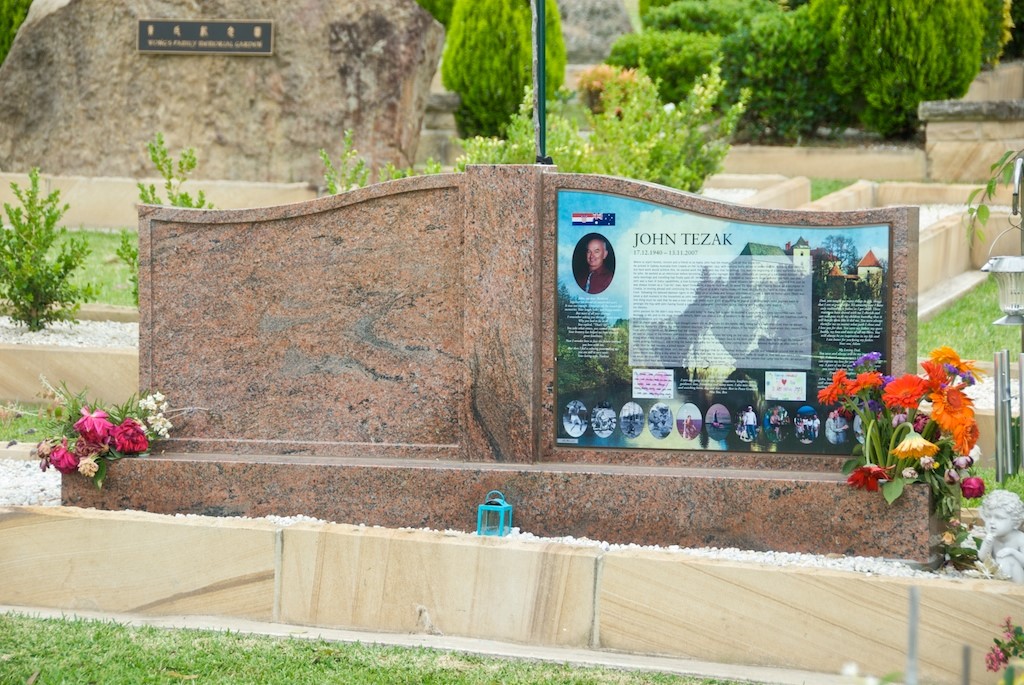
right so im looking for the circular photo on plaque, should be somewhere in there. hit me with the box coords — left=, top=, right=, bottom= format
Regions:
left=705, top=403, right=731, bottom=442
left=735, top=405, right=759, bottom=443
left=619, top=401, right=645, bottom=439
left=648, top=402, right=673, bottom=439
left=591, top=403, right=617, bottom=438
left=825, top=409, right=850, bottom=445
left=764, top=405, right=790, bottom=443
left=795, top=405, right=820, bottom=444
left=675, top=403, right=702, bottom=440
left=562, top=399, right=589, bottom=438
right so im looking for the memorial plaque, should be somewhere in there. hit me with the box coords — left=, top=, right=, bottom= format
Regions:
left=555, top=190, right=891, bottom=455
left=138, top=20, right=273, bottom=55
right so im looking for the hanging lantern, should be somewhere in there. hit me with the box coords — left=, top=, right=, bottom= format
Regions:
left=983, top=255, right=1024, bottom=325
left=476, top=490, right=513, bottom=536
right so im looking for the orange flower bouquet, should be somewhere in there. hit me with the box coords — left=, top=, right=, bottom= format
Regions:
left=817, top=347, right=985, bottom=520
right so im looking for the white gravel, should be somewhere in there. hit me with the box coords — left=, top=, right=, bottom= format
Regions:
left=0, top=316, right=137, bottom=348
left=0, top=458, right=61, bottom=506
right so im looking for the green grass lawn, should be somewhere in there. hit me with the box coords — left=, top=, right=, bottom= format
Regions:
left=0, top=613, right=756, bottom=685
left=63, top=229, right=137, bottom=308
left=917, top=276, right=1018, bottom=361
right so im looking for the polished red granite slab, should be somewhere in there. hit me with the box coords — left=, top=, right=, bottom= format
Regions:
left=74, top=165, right=934, bottom=562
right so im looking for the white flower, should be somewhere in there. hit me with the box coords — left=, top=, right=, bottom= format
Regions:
left=147, top=414, right=173, bottom=439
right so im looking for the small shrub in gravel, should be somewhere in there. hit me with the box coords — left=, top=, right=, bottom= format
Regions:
left=0, top=168, right=94, bottom=331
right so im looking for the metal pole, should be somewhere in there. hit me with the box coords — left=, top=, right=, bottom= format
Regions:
left=961, top=644, right=970, bottom=685
left=997, top=350, right=1011, bottom=482
left=1018, top=352, right=1024, bottom=474
left=532, top=0, right=550, bottom=164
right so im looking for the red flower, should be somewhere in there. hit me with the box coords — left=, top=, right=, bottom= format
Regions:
left=74, top=407, right=113, bottom=445
left=881, top=374, right=930, bottom=410
left=49, top=440, right=80, bottom=475
left=112, top=418, right=149, bottom=454
left=961, top=476, right=985, bottom=499
left=847, top=465, right=890, bottom=492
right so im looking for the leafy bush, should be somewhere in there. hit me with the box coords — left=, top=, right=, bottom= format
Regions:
left=458, top=65, right=747, bottom=193
left=823, top=0, right=985, bottom=138
left=415, top=0, right=456, bottom=27
left=1005, top=0, right=1024, bottom=58
left=643, top=0, right=779, bottom=35
left=637, top=0, right=676, bottom=24
left=441, top=0, right=565, bottom=137
left=320, top=130, right=443, bottom=192
left=720, top=4, right=852, bottom=142
left=137, top=133, right=213, bottom=209
left=979, top=0, right=1012, bottom=67
left=606, top=30, right=721, bottom=104
left=0, top=0, right=30, bottom=66
left=0, top=168, right=94, bottom=331
left=319, top=130, right=370, bottom=194
left=575, top=64, right=639, bottom=113
left=116, top=231, right=138, bottom=306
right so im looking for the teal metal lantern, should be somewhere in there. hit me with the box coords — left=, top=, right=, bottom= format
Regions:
left=476, top=491, right=513, bottom=536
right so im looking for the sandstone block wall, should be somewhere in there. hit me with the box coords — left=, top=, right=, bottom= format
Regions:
left=2, top=506, right=1022, bottom=685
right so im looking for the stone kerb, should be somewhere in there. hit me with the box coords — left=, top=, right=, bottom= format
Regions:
left=920, top=100, right=1024, bottom=183
left=2, top=506, right=1022, bottom=685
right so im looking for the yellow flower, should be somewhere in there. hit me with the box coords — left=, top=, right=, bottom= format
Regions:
left=890, top=430, right=939, bottom=459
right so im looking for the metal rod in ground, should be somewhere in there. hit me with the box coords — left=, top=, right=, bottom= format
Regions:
left=997, top=350, right=1010, bottom=482
left=961, top=644, right=970, bottom=685
left=906, top=586, right=919, bottom=684
left=1018, top=352, right=1024, bottom=474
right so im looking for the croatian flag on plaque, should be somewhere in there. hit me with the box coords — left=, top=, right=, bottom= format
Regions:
left=571, top=212, right=615, bottom=226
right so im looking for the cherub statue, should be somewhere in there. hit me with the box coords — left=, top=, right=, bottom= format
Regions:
left=978, top=490, right=1024, bottom=583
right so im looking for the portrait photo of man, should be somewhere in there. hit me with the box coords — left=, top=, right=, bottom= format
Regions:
left=573, top=233, right=615, bottom=295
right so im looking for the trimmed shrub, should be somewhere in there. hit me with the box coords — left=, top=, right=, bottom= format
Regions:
left=0, top=0, right=30, bottom=66
left=643, top=0, right=779, bottom=35
left=720, top=4, right=852, bottom=142
left=1005, top=0, right=1024, bottom=58
left=0, top=169, right=93, bottom=331
left=824, top=0, right=985, bottom=138
left=638, top=0, right=676, bottom=24
left=979, top=0, right=1012, bottom=66
left=441, top=0, right=565, bottom=138
left=606, top=30, right=721, bottom=104
left=415, top=0, right=456, bottom=28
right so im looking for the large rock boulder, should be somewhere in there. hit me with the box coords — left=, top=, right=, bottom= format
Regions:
left=0, top=0, right=444, bottom=185
left=555, top=0, right=633, bottom=64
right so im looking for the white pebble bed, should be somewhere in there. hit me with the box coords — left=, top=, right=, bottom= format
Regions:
left=0, top=316, right=137, bottom=348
